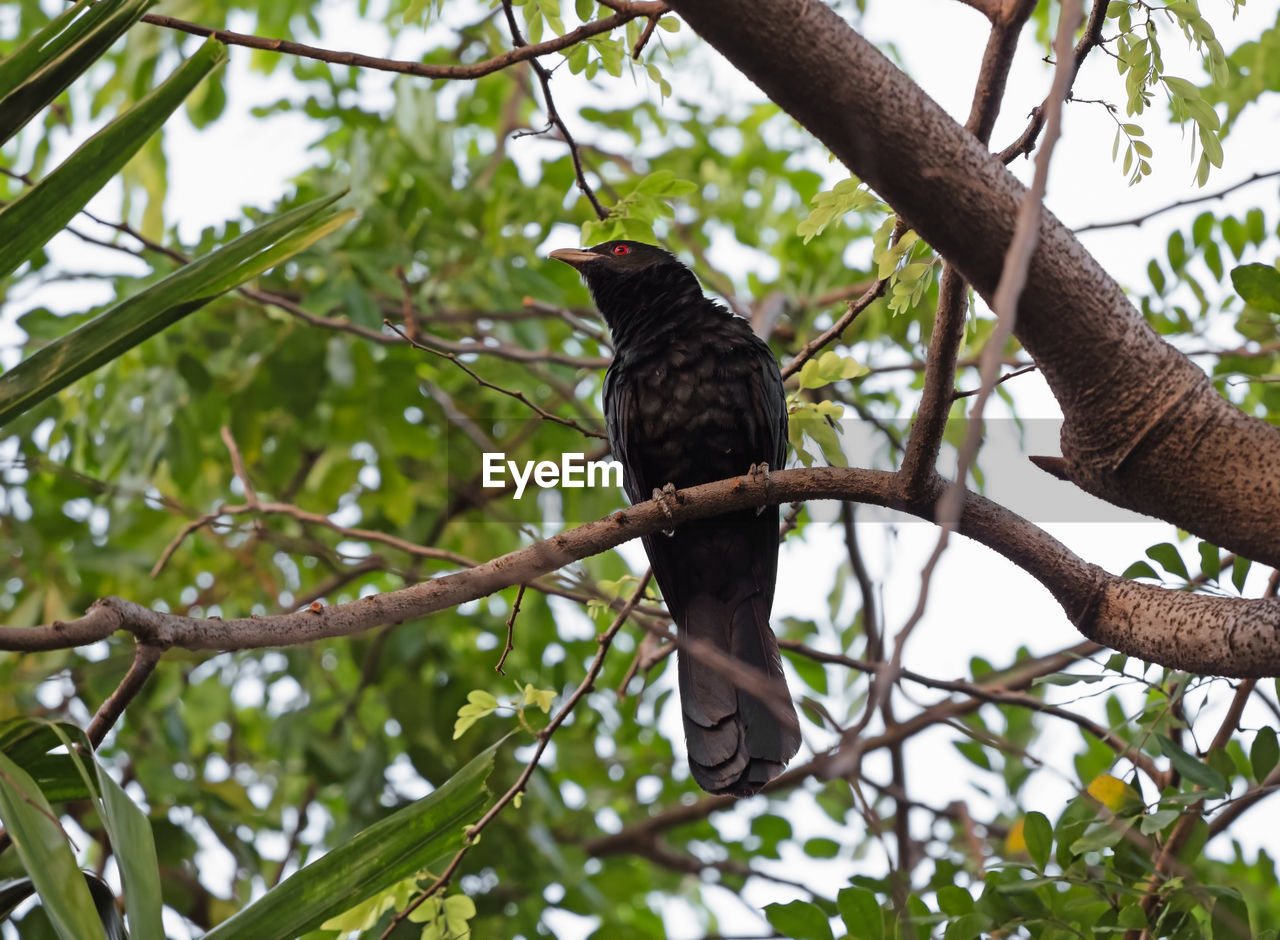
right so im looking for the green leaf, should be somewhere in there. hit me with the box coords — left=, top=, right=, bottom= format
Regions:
left=796, top=350, right=869, bottom=390
left=0, top=38, right=226, bottom=282
left=788, top=399, right=847, bottom=467
left=203, top=739, right=501, bottom=940
left=804, top=837, right=840, bottom=858
left=96, top=759, right=162, bottom=939
left=1122, top=560, right=1159, bottom=580
left=1163, top=75, right=1202, bottom=101
left=836, top=886, right=883, bottom=940
left=0, top=0, right=154, bottom=145
left=453, top=688, right=501, bottom=739
left=784, top=649, right=829, bottom=695
left=1139, top=807, right=1182, bottom=834
left=1119, top=901, right=1149, bottom=929
left=1231, top=264, right=1280, bottom=315
left=764, top=899, right=834, bottom=940
left=0, top=751, right=107, bottom=940
left=1023, top=811, right=1052, bottom=871
left=1232, top=555, right=1252, bottom=593
left=797, top=176, right=878, bottom=243
left=944, top=913, right=990, bottom=940
left=1212, top=890, right=1254, bottom=940
left=1070, top=818, right=1134, bottom=853
left=1197, top=542, right=1221, bottom=580
left=937, top=884, right=974, bottom=916
left=1167, top=230, right=1188, bottom=271
left=26, top=720, right=159, bottom=940
left=1156, top=735, right=1227, bottom=793
left=1251, top=727, right=1278, bottom=782
left=1146, top=543, right=1189, bottom=580
left=0, top=192, right=351, bottom=427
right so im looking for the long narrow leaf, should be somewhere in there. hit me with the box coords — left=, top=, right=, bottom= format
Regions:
left=203, top=739, right=502, bottom=940
left=0, top=36, right=226, bottom=281
left=0, top=751, right=107, bottom=940
left=39, top=720, right=164, bottom=940
left=0, top=874, right=124, bottom=937
left=0, top=192, right=353, bottom=426
left=0, top=719, right=92, bottom=802
left=0, top=0, right=153, bottom=145
left=97, top=765, right=163, bottom=940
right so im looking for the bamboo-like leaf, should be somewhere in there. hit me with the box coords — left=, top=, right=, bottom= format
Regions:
left=40, top=720, right=164, bottom=940
left=0, top=751, right=106, bottom=940
left=0, top=192, right=353, bottom=427
left=0, top=36, right=226, bottom=282
left=0, top=0, right=153, bottom=145
left=202, top=738, right=502, bottom=940
left=96, top=765, right=162, bottom=940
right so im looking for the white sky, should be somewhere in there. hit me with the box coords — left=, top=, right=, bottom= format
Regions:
left=5, top=1, right=1280, bottom=938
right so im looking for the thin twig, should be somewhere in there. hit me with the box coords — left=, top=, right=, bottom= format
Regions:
left=220, top=426, right=260, bottom=509
left=631, top=14, right=660, bottom=58
left=500, top=0, right=609, bottom=220
left=781, top=242, right=899, bottom=380
left=386, top=320, right=607, bottom=439
left=495, top=584, right=526, bottom=675
left=1076, top=170, right=1280, bottom=233
left=952, top=363, right=1038, bottom=399
left=86, top=643, right=165, bottom=748
left=140, top=4, right=668, bottom=81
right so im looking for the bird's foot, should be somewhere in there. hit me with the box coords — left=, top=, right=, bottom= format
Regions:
left=748, top=462, right=772, bottom=516
left=653, top=482, right=678, bottom=536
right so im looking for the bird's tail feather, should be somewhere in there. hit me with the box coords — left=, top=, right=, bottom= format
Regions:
left=678, top=592, right=801, bottom=796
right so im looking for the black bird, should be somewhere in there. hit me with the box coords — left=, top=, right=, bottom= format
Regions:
left=549, top=240, right=800, bottom=795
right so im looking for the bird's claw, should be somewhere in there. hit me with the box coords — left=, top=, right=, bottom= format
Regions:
left=748, top=462, right=772, bottom=516
left=653, top=482, right=678, bottom=536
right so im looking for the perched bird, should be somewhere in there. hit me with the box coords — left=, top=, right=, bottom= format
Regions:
left=549, top=240, right=800, bottom=795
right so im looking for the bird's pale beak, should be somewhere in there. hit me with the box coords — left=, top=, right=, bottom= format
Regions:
left=548, top=247, right=600, bottom=268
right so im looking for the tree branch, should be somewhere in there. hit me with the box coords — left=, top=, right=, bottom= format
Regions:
left=9, top=469, right=1280, bottom=681
left=141, top=4, right=669, bottom=80
left=666, top=0, right=1280, bottom=569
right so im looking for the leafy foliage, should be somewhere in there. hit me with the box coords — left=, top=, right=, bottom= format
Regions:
left=2, top=1, right=1280, bottom=939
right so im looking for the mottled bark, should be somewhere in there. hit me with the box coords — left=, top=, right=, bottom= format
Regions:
left=667, top=0, right=1280, bottom=570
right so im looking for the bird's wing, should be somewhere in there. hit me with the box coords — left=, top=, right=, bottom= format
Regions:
left=754, top=335, right=789, bottom=471
left=603, top=364, right=650, bottom=507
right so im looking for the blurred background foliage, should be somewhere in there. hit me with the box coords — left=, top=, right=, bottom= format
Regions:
left=3, top=0, right=1280, bottom=937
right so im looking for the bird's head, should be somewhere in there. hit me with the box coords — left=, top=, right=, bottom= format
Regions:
left=548, top=241, right=702, bottom=335
left=548, top=240, right=679, bottom=275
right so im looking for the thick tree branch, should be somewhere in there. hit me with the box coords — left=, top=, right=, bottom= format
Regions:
left=7, top=469, right=1280, bottom=679
left=666, top=0, right=1280, bottom=569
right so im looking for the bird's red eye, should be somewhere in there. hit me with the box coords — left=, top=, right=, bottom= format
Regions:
left=612, top=244, right=631, bottom=256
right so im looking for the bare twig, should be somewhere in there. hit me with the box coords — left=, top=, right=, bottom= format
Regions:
left=140, top=4, right=668, bottom=81
left=386, top=320, right=607, bottom=439
left=631, top=14, right=660, bottom=58
left=1076, top=170, right=1280, bottom=233
left=86, top=643, right=165, bottom=748
left=952, top=363, right=1038, bottom=399
left=500, top=0, right=609, bottom=220
left=220, top=426, right=260, bottom=510
left=994, top=0, right=1110, bottom=162
left=495, top=584, right=527, bottom=675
